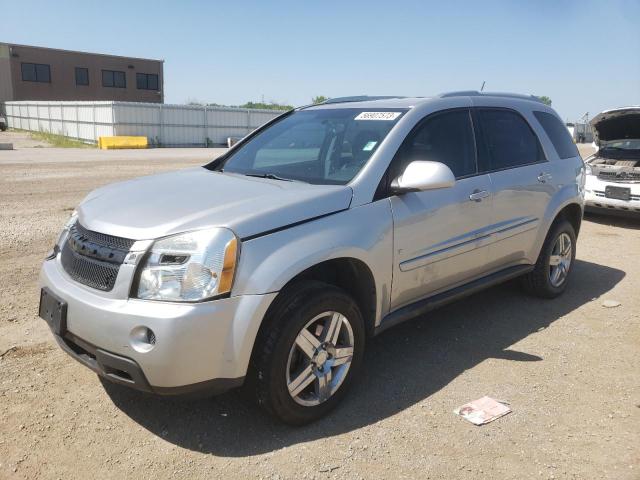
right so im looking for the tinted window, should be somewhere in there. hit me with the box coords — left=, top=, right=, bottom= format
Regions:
left=148, top=74, right=158, bottom=90
left=102, top=70, right=126, bottom=88
left=21, top=63, right=50, bottom=82
left=534, top=111, right=579, bottom=159
left=35, top=64, right=50, bottom=82
left=136, top=73, right=146, bottom=89
left=399, top=109, right=476, bottom=178
left=113, top=71, right=126, bottom=88
left=476, top=109, right=545, bottom=171
left=136, top=73, right=159, bottom=90
left=214, top=108, right=406, bottom=185
left=21, top=63, right=36, bottom=81
left=75, top=67, right=89, bottom=86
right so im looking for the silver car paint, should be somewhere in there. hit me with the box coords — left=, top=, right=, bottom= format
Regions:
left=78, top=168, right=353, bottom=240
left=40, top=94, right=585, bottom=389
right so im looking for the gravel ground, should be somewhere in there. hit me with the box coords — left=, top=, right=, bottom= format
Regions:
left=0, top=138, right=638, bottom=479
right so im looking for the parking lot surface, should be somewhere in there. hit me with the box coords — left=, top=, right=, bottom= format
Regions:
left=0, top=140, right=638, bottom=479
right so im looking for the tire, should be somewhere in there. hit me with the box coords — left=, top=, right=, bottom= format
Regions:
left=522, top=219, right=576, bottom=298
left=245, top=281, right=365, bottom=425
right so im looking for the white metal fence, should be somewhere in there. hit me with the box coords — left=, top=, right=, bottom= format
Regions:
left=4, top=101, right=286, bottom=146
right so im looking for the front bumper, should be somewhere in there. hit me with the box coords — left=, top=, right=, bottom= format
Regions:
left=40, top=255, right=277, bottom=394
left=584, top=175, right=640, bottom=214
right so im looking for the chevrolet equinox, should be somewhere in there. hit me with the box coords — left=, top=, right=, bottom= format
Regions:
left=39, top=92, right=586, bottom=424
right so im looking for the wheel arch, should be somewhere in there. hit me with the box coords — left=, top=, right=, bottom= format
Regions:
left=553, top=202, right=583, bottom=237
left=275, top=257, right=378, bottom=338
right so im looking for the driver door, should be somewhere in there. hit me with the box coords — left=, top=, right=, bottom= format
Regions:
left=390, top=109, right=495, bottom=310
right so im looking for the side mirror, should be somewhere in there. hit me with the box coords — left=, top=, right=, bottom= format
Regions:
left=391, top=161, right=456, bottom=193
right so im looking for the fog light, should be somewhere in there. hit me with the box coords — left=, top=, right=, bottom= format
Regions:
left=130, top=326, right=156, bottom=353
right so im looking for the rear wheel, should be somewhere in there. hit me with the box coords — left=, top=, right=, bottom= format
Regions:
left=522, top=219, right=576, bottom=298
left=246, top=281, right=365, bottom=425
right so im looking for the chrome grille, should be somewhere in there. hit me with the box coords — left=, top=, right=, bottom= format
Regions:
left=60, top=223, right=134, bottom=292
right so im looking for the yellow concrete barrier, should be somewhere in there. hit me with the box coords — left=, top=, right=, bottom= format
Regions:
left=98, top=136, right=148, bottom=150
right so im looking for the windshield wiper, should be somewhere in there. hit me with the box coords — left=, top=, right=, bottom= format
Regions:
left=243, top=173, right=306, bottom=183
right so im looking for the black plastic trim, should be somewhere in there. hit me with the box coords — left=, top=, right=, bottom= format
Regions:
left=375, top=264, right=534, bottom=335
left=51, top=329, right=243, bottom=397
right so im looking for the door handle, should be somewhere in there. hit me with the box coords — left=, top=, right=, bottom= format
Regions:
left=537, top=172, right=552, bottom=183
left=469, top=189, right=490, bottom=202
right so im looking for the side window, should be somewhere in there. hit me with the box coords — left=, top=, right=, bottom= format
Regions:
left=398, top=109, right=476, bottom=178
left=533, top=111, right=579, bottom=159
left=476, top=108, right=545, bottom=171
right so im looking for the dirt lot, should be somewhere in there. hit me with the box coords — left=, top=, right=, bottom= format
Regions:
left=0, top=136, right=638, bottom=479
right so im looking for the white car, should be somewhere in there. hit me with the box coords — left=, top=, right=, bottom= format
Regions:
left=584, top=106, right=640, bottom=215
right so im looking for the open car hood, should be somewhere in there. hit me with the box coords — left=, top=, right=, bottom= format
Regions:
left=590, top=106, right=640, bottom=145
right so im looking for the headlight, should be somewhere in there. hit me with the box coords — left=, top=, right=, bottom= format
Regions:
left=135, top=228, right=238, bottom=302
left=584, top=163, right=593, bottom=175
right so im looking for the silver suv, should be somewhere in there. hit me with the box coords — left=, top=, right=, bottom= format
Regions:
left=39, top=92, right=585, bottom=424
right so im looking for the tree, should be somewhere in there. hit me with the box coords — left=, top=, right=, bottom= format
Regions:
left=312, top=95, right=328, bottom=104
left=239, top=101, right=294, bottom=111
left=538, top=96, right=552, bottom=106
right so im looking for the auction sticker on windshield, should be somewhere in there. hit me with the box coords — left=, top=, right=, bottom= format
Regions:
left=355, top=112, right=402, bottom=121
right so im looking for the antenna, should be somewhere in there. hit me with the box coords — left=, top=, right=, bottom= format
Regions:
left=480, top=81, right=486, bottom=92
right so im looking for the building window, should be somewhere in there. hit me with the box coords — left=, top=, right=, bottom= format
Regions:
left=21, top=63, right=51, bottom=83
left=102, top=70, right=126, bottom=88
left=75, top=67, right=89, bottom=86
left=136, top=73, right=159, bottom=90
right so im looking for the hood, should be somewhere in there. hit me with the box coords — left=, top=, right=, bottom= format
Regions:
left=590, top=107, right=640, bottom=145
left=78, top=167, right=353, bottom=240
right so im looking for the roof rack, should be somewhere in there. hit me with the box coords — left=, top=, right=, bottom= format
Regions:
left=438, top=91, right=544, bottom=103
left=321, top=95, right=406, bottom=105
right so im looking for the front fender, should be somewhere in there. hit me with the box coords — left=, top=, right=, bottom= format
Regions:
left=232, top=200, right=394, bottom=325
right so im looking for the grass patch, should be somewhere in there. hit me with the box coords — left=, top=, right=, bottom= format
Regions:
left=29, top=130, right=96, bottom=148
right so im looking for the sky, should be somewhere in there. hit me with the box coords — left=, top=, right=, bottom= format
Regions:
left=2, top=0, right=639, bottom=121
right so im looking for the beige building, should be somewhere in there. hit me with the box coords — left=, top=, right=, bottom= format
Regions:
left=0, top=43, right=163, bottom=104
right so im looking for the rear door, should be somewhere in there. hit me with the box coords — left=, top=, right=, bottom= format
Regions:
left=473, top=107, right=554, bottom=269
left=389, top=108, right=495, bottom=310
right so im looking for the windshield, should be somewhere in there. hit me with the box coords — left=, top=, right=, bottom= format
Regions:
left=211, top=108, right=407, bottom=184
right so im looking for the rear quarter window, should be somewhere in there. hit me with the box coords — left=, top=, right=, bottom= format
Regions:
left=533, top=111, right=580, bottom=159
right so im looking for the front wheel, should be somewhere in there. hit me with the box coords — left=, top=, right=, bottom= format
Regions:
left=522, top=219, right=576, bottom=298
left=246, top=281, right=365, bottom=425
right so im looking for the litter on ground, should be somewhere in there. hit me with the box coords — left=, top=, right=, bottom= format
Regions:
left=602, top=299, right=621, bottom=308
left=454, top=396, right=512, bottom=425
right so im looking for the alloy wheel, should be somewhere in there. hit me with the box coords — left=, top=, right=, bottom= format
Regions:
left=286, top=311, right=355, bottom=407
left=549, top=232, right=572, bottom=287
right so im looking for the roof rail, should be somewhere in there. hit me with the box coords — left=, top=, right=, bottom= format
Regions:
left=438, top=91, right=544, bottom=103
left=321, top=95, right=406, bottom=105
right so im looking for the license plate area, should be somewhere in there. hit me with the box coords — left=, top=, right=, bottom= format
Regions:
left=39, top=288, right=67, bottom=336
left=605, top=186, right=631, bottom=201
